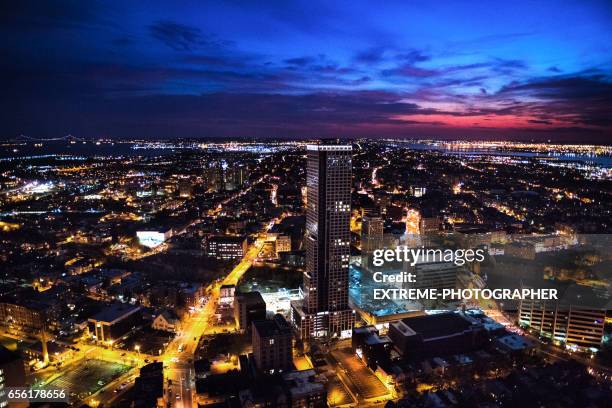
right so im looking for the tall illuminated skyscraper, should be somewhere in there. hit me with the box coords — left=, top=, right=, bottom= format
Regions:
left=292, top=144, right=355, bottom=339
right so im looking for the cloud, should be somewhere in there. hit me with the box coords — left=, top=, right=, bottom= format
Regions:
left=3, top=81, right=610, bottom=141
left=382, top=58, right=528, bottom=80
left=355, top=47, right=386, bottom=64
left=382, top=64, right=439, bottom=78
left=149, top=20, right=229, bottom=51
left=284, top=57, right=317, bottom=66
left=497, top=73, right=612, bottom=126
left=395, top=50, right=431, bottom=63
left=528, top=119, right=553, bottom=124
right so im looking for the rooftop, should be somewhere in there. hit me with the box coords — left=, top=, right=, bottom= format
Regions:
left=282, top=369, right=324, bottom=397
left=253, top=314, right=291, bottom=337
left=496, top=334, right=534, bottom=351
left=209, top=235, right=247, bottom=243
left=89, top=303, right=141, bottom=324
left=0, top=345, right=21, bottom=364
left=399, top=312, right=476, bottom=339
left=237, top=291, right=266, bottom=306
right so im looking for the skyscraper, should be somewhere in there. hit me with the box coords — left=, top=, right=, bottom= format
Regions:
left=291, top=144, right=355, bottom=339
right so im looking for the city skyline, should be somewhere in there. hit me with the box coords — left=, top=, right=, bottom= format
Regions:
left=0, top=138, right=610, bottom=407
left=1, top=1, right=611, bottom=141
left=1, top=1, right=612, bottom=406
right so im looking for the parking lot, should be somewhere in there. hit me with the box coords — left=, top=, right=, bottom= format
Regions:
left=331, top=348, right=390, bottom=402
left=327, top=374, right=356, bottom=407
left=42, top=359, right=130, bottom=402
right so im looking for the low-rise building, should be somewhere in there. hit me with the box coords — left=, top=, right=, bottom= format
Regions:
left=388, top=312, right=487, bottom=358
left=494, top=334, right=535, bottom=357
left=0, top=301, right=46, bottom=333
left=152, top=310, right=180, bottom=332
left=136, top=228, right=173, bottom=248
left=219, top=284, right=235, bottom=306
left=88, top=303, right=142, bottom=344
left=283, top=369, right=326, bottom=408
left=206, top=235, right=247, bottom=260
left=352, top=325, right=393, bottom=370
left=181, top=283, right=204, bottom=308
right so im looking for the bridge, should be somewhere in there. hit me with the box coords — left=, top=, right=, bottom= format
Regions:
left=14, top=134, right=86, bottom=142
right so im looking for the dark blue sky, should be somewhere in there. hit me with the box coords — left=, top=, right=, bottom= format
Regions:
left=1, top=0, right=611, bottom=141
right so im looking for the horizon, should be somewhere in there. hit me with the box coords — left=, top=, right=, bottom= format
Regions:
left=1, top=1, right=611, bottom=142
left=4, top=135, right=612, bottom=147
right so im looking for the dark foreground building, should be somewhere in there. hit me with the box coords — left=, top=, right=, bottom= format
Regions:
left=234, top=291, right=267, bottom=332
left=252, top=314, right=293, bottom=373
left=388, top=312, right=487, bottom=357
left=0, top=345, right=26, bottom=406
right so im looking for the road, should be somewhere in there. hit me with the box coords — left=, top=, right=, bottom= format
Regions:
left=162, top=234, right=268, bottom=407
left=23, top=174, right=275, bottom=407
left=28, top=341, right=149, bottom=407
left=152, top=174, right=273, bottom=407
left=483, top=306, right=612, bottom=375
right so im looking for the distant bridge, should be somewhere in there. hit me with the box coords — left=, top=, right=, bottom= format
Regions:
left=14, top=134, right=86, bottom=142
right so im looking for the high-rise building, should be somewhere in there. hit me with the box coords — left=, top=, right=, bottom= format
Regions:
left=274, top=234, right=292, bottom=256
left=408, top=261, right=459, bottom=291
left=252, top=314, right=293, bottom=373
left=224, top=164, right=247, bottom=191
left=291, top=144, right=355, bottom=339
left=178, top=179, right=192, bottom=198
left=203, top=162, right=223, bottom=192
left=419, top=212, right=441, bottom=235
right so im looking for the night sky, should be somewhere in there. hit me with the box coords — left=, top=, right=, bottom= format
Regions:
left=1, top=0, right=611, bottom=141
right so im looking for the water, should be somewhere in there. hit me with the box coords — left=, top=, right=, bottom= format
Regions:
left=0, top=140, right=189, bottom=160
left=399, top=142, right=612, bottom=168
